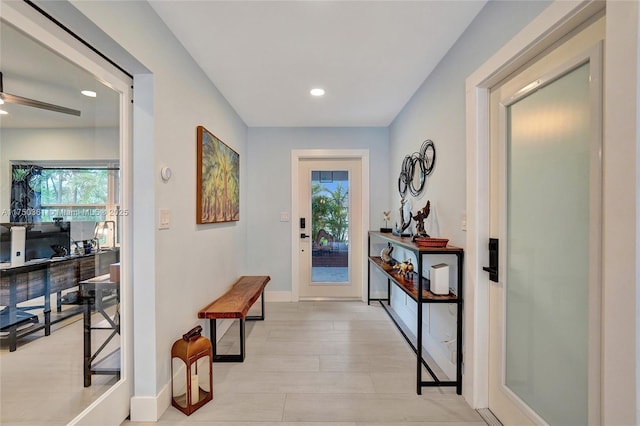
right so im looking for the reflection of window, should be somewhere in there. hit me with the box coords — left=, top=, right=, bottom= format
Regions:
left=40, top=168, right=118, bottom=222
left=10, top=161, right=119, bottom=223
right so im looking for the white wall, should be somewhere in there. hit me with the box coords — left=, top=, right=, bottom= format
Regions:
left=387, top=0, right=551, bottom=396
left=68, top=0, right=248, bottom=421
left=246, top=127, right=389, bottom=296
left=0, top=127, right=119, bottom=214
left=390, top=0, right=551, bottom=248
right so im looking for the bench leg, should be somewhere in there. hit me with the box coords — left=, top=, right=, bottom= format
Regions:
left=208, top=291, right=265, bottom=363
left=246, top=291, right=265, bottom=321
left=210, top=318, right=246, bottom=363
left=239, top=318, right=245, bottom=360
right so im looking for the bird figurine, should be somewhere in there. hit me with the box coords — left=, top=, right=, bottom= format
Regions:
left=412, top=200, right=431, bottom=240
left=380, top=242, right=395, bottom=265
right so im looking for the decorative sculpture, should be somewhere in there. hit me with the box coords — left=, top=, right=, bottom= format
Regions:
left=393, top=259, right=414, bottom=280
left=380, top=242, right=395, bottom=265
left=380, top=211, right=392, bottom=233
left=412, top=200, right=431, bottom=240
left=393, top=198, right=412, bottom=237
left=397, top=140, right=437, bottom=198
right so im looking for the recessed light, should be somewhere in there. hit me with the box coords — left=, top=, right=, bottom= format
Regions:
left=81, top=90, right=97, bottom=98
left=0, top=98, right=4, bottom=105
left=310, top=88, right=325, bottom=97
left=0, top=110, right=8, bottom=115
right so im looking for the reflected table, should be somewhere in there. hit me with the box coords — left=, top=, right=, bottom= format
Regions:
left=79, top=274, right=120, bottom=387
left=0, top=258, right=84, bottom=351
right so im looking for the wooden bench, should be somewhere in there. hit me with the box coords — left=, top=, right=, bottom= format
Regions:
left=197, top=275, right=270, bottom=362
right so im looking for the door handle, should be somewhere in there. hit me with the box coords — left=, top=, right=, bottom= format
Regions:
left=300, top=233, right=310, bottom=239
left=482, top=238, right=499, bottom=282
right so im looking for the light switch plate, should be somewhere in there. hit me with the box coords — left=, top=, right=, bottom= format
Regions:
left=280, top=212, right=290, bottom=222
left=159, top=208, right=171, bottom=229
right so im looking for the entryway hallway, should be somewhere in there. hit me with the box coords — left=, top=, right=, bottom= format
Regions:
left=124, top=301, right=484, bottom=425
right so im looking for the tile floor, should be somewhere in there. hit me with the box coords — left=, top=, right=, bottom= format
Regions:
left=125, top=301, right=486, bottom=426
left=0, top=307, right=119, bottom=425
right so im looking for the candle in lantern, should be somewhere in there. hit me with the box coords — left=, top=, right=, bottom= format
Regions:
left=191, top=374, right=199, bottom=404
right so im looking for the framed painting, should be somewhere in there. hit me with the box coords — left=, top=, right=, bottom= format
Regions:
left=196, top=125, right=239, bottom=224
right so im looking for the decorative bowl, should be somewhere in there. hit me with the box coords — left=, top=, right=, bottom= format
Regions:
left=413, top=237, right=449, bottom=248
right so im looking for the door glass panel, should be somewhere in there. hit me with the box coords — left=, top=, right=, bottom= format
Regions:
left=310, top=170, right=349, bottom=283
left=505, top=63, right=590, bottom=424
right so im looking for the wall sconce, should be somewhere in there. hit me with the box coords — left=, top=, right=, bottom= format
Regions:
left=171, top=326, right=213, bottom=416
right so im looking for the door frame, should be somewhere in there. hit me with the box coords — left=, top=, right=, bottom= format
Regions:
left=291, top=149, right=370, bottom=302
left=464, top=0, right=606, bottom=413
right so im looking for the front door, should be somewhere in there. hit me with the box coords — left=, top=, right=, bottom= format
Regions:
left=487, top=18, right=603, bottom=425
left=298, top=158, right=362, bottom=299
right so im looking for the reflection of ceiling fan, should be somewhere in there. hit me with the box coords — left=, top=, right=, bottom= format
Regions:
left=0, top=71, right=81, bottom=116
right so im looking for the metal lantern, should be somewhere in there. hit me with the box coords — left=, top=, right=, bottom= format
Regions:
left=171, top=325, right=213, bottom=415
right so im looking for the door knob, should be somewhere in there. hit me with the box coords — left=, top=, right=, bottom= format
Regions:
left=300, top=233, right=310, bottom=239
left=482, top=238, right=499, bottom=282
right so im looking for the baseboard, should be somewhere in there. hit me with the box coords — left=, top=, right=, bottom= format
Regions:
left=265, top=290, right=292, bottom=302
left=477, top=408, right=503, bottom=426
left=130, top=382, right=171, bottom=422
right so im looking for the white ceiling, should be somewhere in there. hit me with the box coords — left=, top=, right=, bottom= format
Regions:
left=149, top=1, right=487, bottom=127
left=0, top=1, right=486, bottom=129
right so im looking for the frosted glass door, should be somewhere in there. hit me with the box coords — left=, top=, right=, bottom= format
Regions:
left=504, top=63, right=591, bottom=425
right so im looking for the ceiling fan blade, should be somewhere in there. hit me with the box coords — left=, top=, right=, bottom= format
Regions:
left=0, top=92, right=81, bottom=116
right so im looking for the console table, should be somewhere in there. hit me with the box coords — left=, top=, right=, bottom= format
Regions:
left=0, top=259, right=83, bottom=351
left=367, top=231, right=464, bottom=395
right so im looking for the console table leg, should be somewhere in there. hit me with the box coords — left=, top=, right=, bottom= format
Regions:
left=8, top=326, right=17, bottom=352
left=83, top=299, right=92, bottom=387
